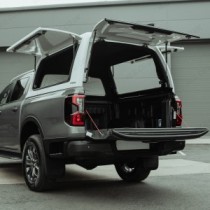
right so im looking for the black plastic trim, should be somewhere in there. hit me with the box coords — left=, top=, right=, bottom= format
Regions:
left=112, top=127, right=208, bottom=142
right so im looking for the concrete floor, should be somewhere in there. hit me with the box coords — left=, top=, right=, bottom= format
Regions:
left=0, top=144, right=210, bottom=210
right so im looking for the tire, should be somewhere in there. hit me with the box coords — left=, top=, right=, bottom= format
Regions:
left=22, top=135, right=53, bottom=191
left=115, top=161, right=151, bottom=183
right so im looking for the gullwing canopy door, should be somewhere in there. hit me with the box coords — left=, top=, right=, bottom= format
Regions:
left=7, top=28, right=81, bottom=57
left=93, top=19, right=199, bottom=46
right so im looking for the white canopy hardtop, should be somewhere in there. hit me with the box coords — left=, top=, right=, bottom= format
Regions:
left=7, top=27, right=81, bottom=56
left=93, top=18, right=199, bottom=46
left=7, top=18, right=198, bottom=56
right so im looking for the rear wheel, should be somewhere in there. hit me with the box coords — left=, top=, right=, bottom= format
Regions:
left=115, top=161, right=151, bottom=182
left=22, top=135, right=59, bottom=191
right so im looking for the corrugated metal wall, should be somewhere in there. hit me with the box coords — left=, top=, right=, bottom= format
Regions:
left=171, top=42, right=210, bottom=132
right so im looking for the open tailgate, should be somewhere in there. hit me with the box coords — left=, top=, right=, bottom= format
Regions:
left=110, top=127, right=208, bottom=142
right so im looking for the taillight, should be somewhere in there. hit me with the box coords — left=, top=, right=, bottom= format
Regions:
left=176, top=98, right=182, bottom=126
left=65, top=94, right=85, bottom=126
left=71, top=112, right=85, bottom=126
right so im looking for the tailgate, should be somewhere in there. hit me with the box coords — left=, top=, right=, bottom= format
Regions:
left=111, top=127, right=208, bottom=142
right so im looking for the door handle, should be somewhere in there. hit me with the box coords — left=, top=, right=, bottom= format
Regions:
left=12, top=107, right=18, bottom=112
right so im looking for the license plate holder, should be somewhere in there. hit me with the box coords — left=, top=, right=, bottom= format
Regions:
left=116, top=140, right=149, bottom=150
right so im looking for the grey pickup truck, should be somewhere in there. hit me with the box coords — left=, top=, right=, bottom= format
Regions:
left=0, top=19, right=208, bottom=191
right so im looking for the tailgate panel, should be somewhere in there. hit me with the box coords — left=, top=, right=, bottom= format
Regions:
left=112, top=127, right=208, bottom=142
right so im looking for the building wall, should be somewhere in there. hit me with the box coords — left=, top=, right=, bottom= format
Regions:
left=0, top=1, right=210, bottom=46
left=0, top=51, right=33, bottom=90
left=171, top=42, right=210, bottom=129
left=0, top=0, right=210, bottom=133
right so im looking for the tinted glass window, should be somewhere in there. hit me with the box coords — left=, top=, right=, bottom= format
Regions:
left=0, top=84, right=13, bottom=105
left=10, top=77, right=29, bottom=102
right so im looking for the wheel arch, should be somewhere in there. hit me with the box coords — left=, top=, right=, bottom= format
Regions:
left=20, top=117, right=44, bottom=152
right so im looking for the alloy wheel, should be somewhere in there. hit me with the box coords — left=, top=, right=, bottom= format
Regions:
left=25, top=143, right=40, bottom=184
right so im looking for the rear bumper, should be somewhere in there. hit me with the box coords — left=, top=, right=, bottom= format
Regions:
left=44, top=138, right=185, bottom=162
left=43, top=127, right=208, bottom=167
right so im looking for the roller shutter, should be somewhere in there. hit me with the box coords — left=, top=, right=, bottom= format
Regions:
left=171, top=42, right=210, bottom=134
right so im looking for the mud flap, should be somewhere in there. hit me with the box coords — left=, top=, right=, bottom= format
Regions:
left=142, top=156, right=159, bottom=170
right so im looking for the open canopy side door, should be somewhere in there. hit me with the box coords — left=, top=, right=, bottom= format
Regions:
left=7, top=27, right=81, bottom=57
left=93, top=19, right=199, bottom=46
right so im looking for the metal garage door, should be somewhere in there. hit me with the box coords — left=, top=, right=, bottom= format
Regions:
left=171, top=42, right=210, bottom=134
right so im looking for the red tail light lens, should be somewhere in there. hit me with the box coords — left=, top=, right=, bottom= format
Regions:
left=72, top=95, right=85, bottom=112
left=71, top=112, right=85, bottom=126
left=65, top=94, right=85, bottom=126
left=176, top=99, right=182, bottom=126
